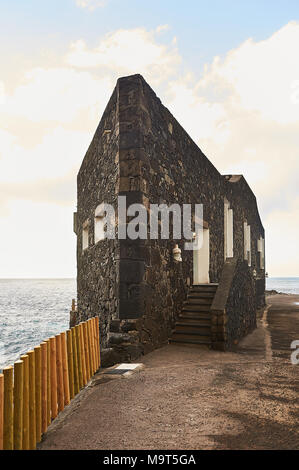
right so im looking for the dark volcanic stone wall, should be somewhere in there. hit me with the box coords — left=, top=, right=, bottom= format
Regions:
left=136, top=76, right=225, bottom=349
left=210, top=258, right=257, bottom=350
left=76, top=87, right=119, bottom=347
left=76, top=73, right=265, bottom=356
left=225, top=260, right=257, bottom=347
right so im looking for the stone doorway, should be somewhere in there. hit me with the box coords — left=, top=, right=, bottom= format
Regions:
left=193, top=227, right=210, bottom=284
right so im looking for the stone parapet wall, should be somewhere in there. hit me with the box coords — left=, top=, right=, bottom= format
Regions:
left=211, top=258, right=257, bottom=350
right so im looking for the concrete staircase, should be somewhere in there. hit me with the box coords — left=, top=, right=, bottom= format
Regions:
left=170, top=283, right=218, bottom=347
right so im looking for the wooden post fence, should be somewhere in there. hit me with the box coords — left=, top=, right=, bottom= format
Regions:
left=0, top=317, right=101, bottom=450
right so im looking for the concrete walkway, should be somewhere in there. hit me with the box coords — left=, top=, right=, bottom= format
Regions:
left=38, top=295, right=299, bottom=450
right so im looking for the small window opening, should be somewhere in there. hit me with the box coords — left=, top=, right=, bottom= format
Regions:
left=82, top=220, right=89, bottom=251
left=244, top=221, right=251, bottom=266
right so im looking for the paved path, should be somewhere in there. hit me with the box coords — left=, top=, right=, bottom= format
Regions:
left=39, top=295, right=299, bottom=450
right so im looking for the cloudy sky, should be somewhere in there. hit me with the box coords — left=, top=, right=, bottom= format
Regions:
left=0, top=0, right=298, bottom=277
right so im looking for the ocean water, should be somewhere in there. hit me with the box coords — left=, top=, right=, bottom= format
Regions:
left=266, top=277, right=299, bottom=295
left=0, top=279, right=76, bottom=371
left=0, top=277, right=298, bottom=371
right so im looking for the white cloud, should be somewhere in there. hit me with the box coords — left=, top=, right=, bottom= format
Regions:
left=75, top=0, right=107, bottom=11
left=0, top=22, right=298, bottom=276
left=0, top=200, right=76, bottom=278
left=0, top=126, right=91, bottom=184
left=155, top=24, right=170, bottom=34
left=0, top=81, right=5, bottom=105
left=264, top=198, right=299, bottom=276
left=164, top=23, right=299, bottom=201
left=66, top=28, right=181, bottom=84
left=1, top=68, right=113, bottom=124
left=197, top=21, right=299, bottom=125
left=162, top=22, right=299, bottom=276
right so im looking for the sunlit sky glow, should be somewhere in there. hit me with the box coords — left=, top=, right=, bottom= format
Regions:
left=0, top=0, right=299, bottom=277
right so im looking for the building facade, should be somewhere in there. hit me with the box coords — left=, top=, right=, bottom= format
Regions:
left=74, top=74, right=265, bottom=365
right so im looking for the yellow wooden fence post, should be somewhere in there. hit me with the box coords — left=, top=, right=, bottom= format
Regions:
left=79, top=324, right=87, bottom=386
left=90, top=319, right=94, bottom=373
left=71, top=327, right=79, bottom=395
left=75, top=325, right=83, bottom=389
left=13, top=360, right=23, bottom=450
left=28, top=350, right=36, bottom=449
left=45, top=339, right=51, bottom=426
left=96, top=316, right=101, bottom=369
left=86, top=320, right=93, bottom=378
left=49, top=337, right=58, bottom=420
left=87, top=319, right=95, bottom=375
left=20, top=354, right=29, bottom=450
left=66, top=330, right=74, bottom=400
left=0, top=373, right=4, bottom=450
left=91, top=318, right=96, bottom=374
left=34, top=346, right=42, bottom=443
left=86, top=320, right=91, bottom=376
left=91, top=319, right=96, bottom=374
left=83, top=322, right=91, bottom=382
left=40, top=342, right=48, bottom=434
left=95, top=317, right=99, bottom=370
left=93, top=317, right=99, bottom=371
left=3, top=366, right=14, bottom=450
left=61, top=332, right=70, bottom=406
left=56, top=334, right=64, bottom=413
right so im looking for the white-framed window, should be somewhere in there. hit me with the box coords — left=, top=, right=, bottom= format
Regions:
left=224, top=200, right=234, bottom=259
left=94, top=212, right=105, bottom=243
left=94, top=203, right=116, bottom=243
left=257, top=236, right=265, bottom=269
left=82, top=220, right=89, bottom=251
left=244, top=221, right=251, bottom=266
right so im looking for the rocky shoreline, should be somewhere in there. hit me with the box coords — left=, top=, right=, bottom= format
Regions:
left=266, top=289, right=290, bottom=296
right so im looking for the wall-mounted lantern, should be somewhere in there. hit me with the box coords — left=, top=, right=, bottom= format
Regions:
left=173, top=244, right=182, bottom=262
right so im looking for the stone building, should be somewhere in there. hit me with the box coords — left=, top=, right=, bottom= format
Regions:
left=73, top=74, right=265, bottom=365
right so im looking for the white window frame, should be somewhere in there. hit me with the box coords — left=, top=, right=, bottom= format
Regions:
left=82, top=220, right=89, bottom=251
left=224, top=200, right=234, bottom=259
left=244, top=221, right=251, bottom=266
left=257, top=236, right=265, bottom=270
left=94, top=208, right=105, bottom=244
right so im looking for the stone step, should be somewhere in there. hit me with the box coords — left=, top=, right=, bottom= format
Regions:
left=191, top=283, right=218, bottom=288
left=170, top=336, right=211, bottom=346
left=172, top=330, right=211, bottom=339
left=108, top=332, right=131, bottom=346
left=185, top=298, right=213, bottom=305
left=188, top=292, right=215, bottom=299
left=182, top=304, right=211, bottom=312
left=176, top=318, right=211, bottom=327
left=190, top=285, right=218, bottom=293
left=174, top=324, right=211, bottom=335
left=179, top=312, right=211, bottom=320
left=189, top=292, right=216, bottom=297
